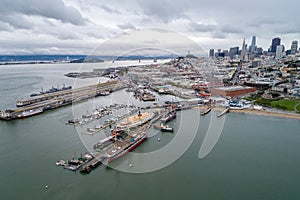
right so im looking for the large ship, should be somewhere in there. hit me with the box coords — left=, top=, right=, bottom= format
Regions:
left=104, top=130, right=147, bottom=163
left=30, top=84, right=72, bottom=97
left=17, top=108, right=43, bottom=119
left=117, top=111, right=156, bottom=129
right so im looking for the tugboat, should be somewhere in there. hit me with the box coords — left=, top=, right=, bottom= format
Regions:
left=154, top=124, right=174, bottom=132
left=160, top=124, right=174, bottom=132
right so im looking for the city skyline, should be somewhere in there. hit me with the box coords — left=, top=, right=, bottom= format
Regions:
left=1, top=0, right=300, bottom=55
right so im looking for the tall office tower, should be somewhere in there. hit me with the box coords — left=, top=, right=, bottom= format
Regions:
left=250, top=36, right=256, bottom=53
left=229, top=47, right=239, bottom=59
left=209, top=49, right=215, bottom=57
left=271, top=37, right=281, bottom=53
left=241, top=38, right=246, bottom=60
left=291, top=41, right=298, bottom=54
left=276, top=45, right=284, bottom=59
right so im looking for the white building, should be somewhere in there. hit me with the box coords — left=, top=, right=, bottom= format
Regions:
left=276, top=45, right=284, bottom=59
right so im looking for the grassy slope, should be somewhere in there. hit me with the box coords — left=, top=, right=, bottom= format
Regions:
left=271, top=99, right=299, bottom=111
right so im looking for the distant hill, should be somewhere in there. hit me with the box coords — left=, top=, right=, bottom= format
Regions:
left=0, top=54, right=176, bottom=64
left=0, top=55, right=86, bottom=63
left=70, top=57, right=104, bottom=63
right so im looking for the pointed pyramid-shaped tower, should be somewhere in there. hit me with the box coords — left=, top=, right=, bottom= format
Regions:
left=241, top=38, right=246, bottom=61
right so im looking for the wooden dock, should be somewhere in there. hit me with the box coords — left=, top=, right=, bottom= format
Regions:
left=200, top=107, right=212, bottom=116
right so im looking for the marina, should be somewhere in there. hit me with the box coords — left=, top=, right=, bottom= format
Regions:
left=1, top=59, right=300, bottom=200
left=57, top=101, right=183, bottom=173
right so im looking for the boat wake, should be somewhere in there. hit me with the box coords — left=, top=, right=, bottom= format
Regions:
left=198, top=110, right=226, bottom=159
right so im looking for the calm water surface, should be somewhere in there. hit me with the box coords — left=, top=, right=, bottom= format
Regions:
left=0, top=62, right=300, bottom=200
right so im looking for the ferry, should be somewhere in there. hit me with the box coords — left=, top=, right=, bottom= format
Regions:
left=17, top=108, right=43, bottom=119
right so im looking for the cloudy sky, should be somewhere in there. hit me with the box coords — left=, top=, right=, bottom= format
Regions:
left=1, top=0, right=300, bottom=55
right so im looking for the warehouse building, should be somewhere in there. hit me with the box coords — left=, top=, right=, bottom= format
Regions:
left=211, top=86, right=256, bottom=97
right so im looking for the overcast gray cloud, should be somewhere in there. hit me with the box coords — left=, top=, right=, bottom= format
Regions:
left=0, top=0, right=300, bottom=54
left=117, top=23, right=136, bottom=30
left=0, top=0, right=87, bottom=26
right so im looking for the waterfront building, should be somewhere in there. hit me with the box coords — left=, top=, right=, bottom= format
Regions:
left=211, top=86, right=256, bottom=98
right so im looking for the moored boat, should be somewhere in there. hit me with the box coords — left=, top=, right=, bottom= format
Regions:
left=17, top=108, right=43, bottom=119
left=161, top=110, right=176, bottom=123
left=105, top=133, right=147, bottom=163
left=117, top=111, right=156, bottom=129
left=160, top=125, right=174, bottom=132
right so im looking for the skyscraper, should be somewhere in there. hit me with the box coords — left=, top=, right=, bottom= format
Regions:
left=241, top=38, right=246, bottom=60
left=271, top=37, right=281, bottom=53
left=276, top=45, right=284, bottom=59
left=250, top=36, right=256, bottom=53
left=229, top=47, right=239, bottom=59
left=291, top=41, right=298, bottom=54
left=209, top=49, right=215, bottom=57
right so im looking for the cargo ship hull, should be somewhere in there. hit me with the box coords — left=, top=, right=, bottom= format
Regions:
left=106, top=135, right=147, bottom=163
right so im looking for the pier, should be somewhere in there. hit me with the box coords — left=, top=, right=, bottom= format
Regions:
left=200, top=106, right=212, bottom=116
left=217, top=107, right=230, bottom=117
left=0, top=80, right=120, bottom=120
left=80, top=153, right=105, bottom=173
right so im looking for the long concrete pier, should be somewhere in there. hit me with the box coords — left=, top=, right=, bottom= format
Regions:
left=0, top=80, right=121, bottom=120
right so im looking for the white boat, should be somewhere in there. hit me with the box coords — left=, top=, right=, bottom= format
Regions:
left=55, top=160, right=66, bottom=166
left=17, top=108, right=43, bottom=119
left=160, top=125, right=174, bottom=132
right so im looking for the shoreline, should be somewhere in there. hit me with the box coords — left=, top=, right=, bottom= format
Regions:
left=196, top=106, right=300, bottom=120
left=229, top=108, right=300, bottom=120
